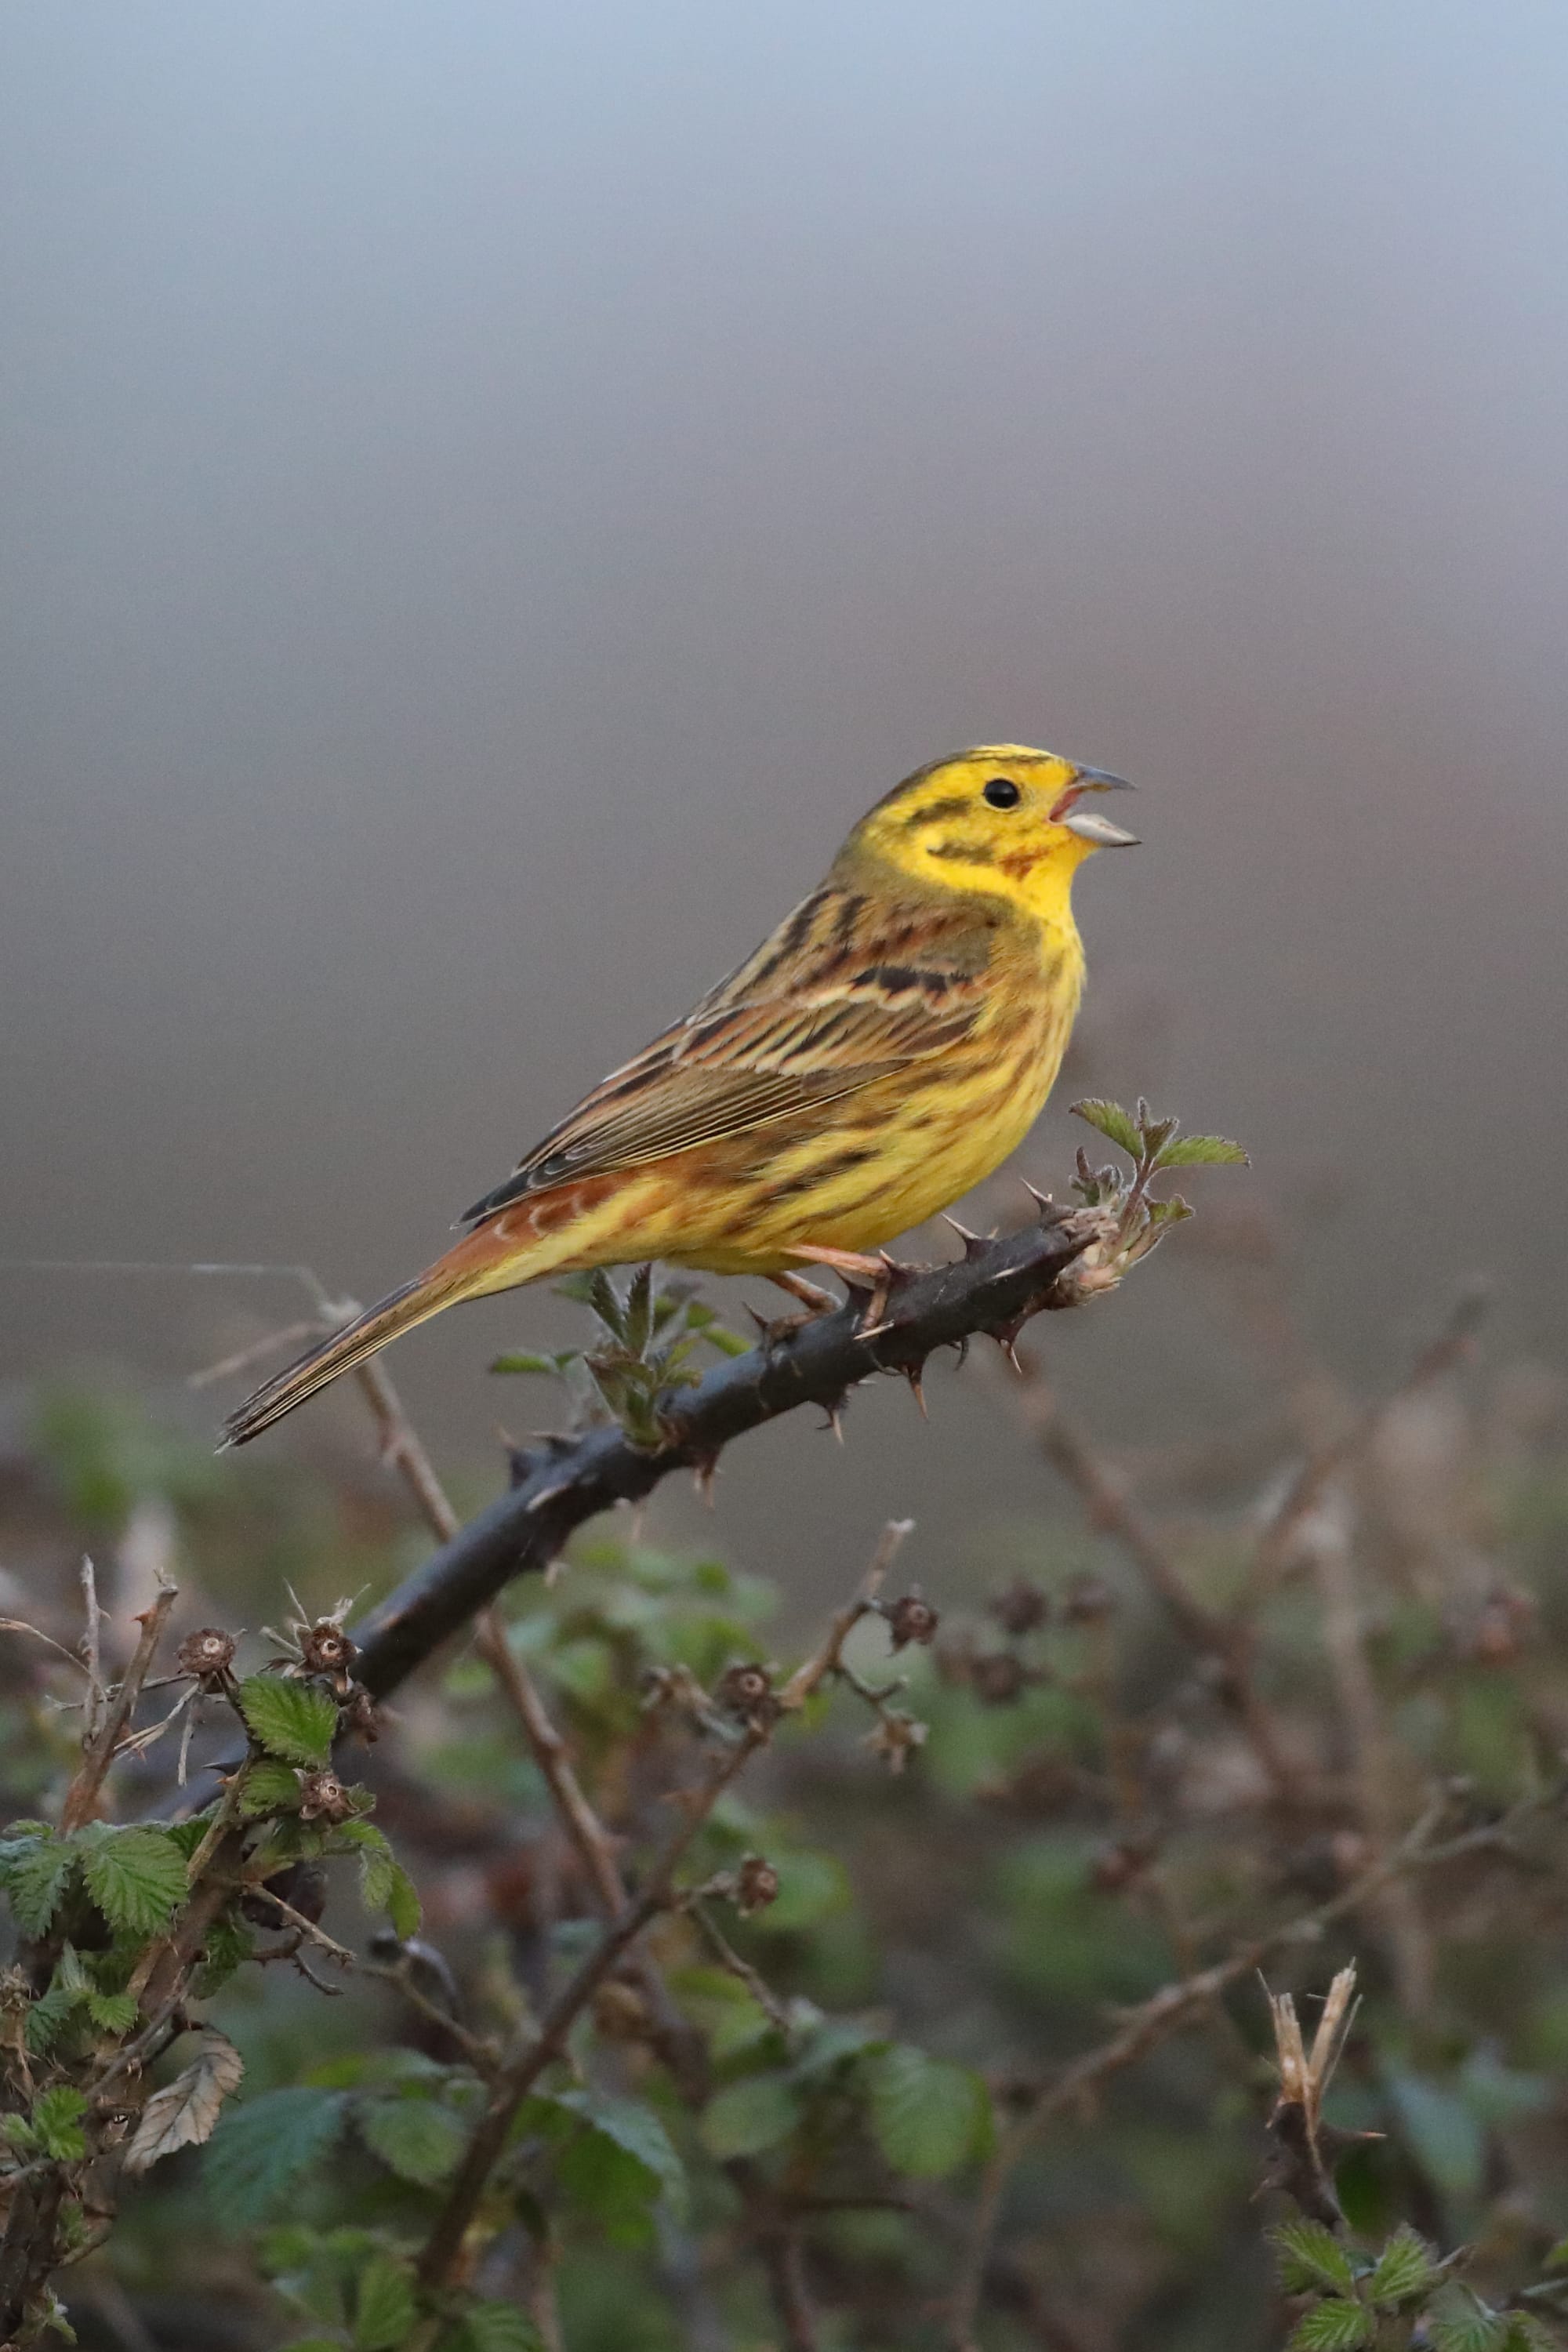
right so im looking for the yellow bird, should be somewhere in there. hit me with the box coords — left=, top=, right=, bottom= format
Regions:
left=223, top=745, right=1136, bottom=1446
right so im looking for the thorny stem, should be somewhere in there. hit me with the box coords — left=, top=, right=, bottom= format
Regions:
left=348, top=1209, right=1102, bottom=1696
left=59, top=1578, right=179, bottom=1835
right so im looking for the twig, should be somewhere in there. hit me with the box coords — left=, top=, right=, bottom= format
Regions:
left=350, top=1210, right=1101, bottom=1696
left=946, top=1786, right=1541, bottom=2349
left=415, top=1724, right=766, bottom=2294
left=60, top=1579, right=179, bottom=1835
left=1008, top=1357, right=1298, bottom=1794
left=1249, top=1287, right=1485, bottom=1594
left=80, top=1558, right=107, bottom=1741
left=779, top=1519, right=911, bottom=1709
left=688, top=1901, right=793, bottom=2035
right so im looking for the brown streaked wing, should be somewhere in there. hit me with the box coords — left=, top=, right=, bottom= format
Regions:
left=459, top=884, right=991, bottom=1221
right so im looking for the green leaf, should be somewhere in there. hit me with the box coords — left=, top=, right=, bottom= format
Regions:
left=700, top=2074, right=802, bottom=2159
left=1070, top=1098, right=1143, bottom=1157
left=1367, top=2223, right=1439, bottom=2310
left=194, top=1911, right=256, bottom=1998
left=86, top=1989, right=139, bottom=2034
left=1152, top=1133, right=1249, bottom=1168
left=623, top=1262, right=655, bottom=1356
left=1505, top=2318, right=1566, bottom=2351
left=1287, top=2303, right=1373, bottom=2351
left=31, top=2085, right=89, bottom=2161
left=74, top=1825, right=187, bottom=1937
left=864, top=2045, right=991, bottom=2179
left=1272, top=2219, right=1360, bottom=2296
left=240, top=1759, right=304, bottom=1817
left=237, top=1676, right=339, bottom=1767
left=352, top=2252, right=416, bottom=2351
left=358, top=2095, right=468, bottom=2187
left=456, top=2307, right=546, bottom=2352
left=0, top=1836, right=76, bottom=1936
left=1428, top=2287, right=1510, bottom=2352
left=489, top=1351, right=567, bottom=1377
left=551, top=2091, right=685, bottom=2220
left=339, top=1824, right=422, bottom=1937
left=26, top=1977, right=86, bottom=2056
left=205, top=2088, right=348, bottom=2234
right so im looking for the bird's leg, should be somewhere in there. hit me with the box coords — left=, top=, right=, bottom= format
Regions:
left=770, top=1269, right=839, bottom=1316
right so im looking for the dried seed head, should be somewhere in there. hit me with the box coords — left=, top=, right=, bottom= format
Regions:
left=297, top=1770, right=355, bottom=1826
left=176, top=1627, right=237, bottom=1683
left=733, top=1854, right=781, bottom=1915
left=886, top=1594, right=940, bottom=1651
left=862, top=1709, right=928, bottom=1773
left=716, top=1663, right=780, bottom=1726
left=299, top=1622, right=358, bottom=1677
left=988, top=1579, right=1050, bottom=1637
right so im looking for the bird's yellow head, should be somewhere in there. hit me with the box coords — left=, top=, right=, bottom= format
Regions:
left=838, top=743, right=1138, bottom=921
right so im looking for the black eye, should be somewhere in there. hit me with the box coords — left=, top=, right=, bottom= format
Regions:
left=982, top=777, right=1021, bottom=810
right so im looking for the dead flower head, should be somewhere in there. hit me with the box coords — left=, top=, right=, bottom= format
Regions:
left=297, top=1770, right=357, bottom=1827
left=732, top=1854, right=781, bottom=1915
left=886, top=1594, right=940, bottom=1651
left=863, top=1709, right=927, bottom=1774
left=176, top=1628, right=237, bottom=1686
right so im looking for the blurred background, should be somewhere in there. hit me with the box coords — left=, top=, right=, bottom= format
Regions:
left=4, top=0, right=1567, bottom=1604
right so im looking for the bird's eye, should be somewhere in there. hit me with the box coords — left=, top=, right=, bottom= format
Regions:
left=982, top=778, right=1022, bottom=810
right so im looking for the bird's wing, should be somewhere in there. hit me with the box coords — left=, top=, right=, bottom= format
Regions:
left=459, top=883, right=991, bottom=1221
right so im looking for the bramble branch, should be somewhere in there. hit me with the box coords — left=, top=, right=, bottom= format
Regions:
left=351, top=1202, right=1109, bottom=1694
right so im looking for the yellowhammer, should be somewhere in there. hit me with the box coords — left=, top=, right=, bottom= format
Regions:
left=223, top=744, right=1136, bottom=1445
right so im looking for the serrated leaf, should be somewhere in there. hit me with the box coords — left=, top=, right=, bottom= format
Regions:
left=125, top=2031, right=244, bottom=2175
left=864, top=2045, right=991, bottom=2178
left=1367, top=2223, right=1438, bottom=2309
left=700, top=2073, right=802, bottom=2159
left=1153, top=1133, right=1249, bottom=1168
left=1287, top=2301, right=1372, bottom=2350
left=1071, top=1098, right=1144, bottom=1157
left=194, top=1911, right=256, bottom=1997
left=0, top=1836, right=76, bottom=1936
left=552, top=2091, right=685, bottom=2220
left=26, top=1977, right=85, bottom=2056
left=75, top=1825, right=187, bottom=1937
left=240, top=1759, right=304, bottom=1817
left=457, top=2307, right=546, bottom=2352
left=1506, top=2318, right=1566, bottom=2351
left=204, top=2088, right=348, bottom=2233
left=353, top=2252, right=416, bottom=2351
left=87, top=1989, right=139, bottom=2034
left=358, top=2095, right=468, bottom=2187
left=1272, top=2219, right=1360, bottom=2296
left=623, top=1263, right=655, bottom=1356
left=237, top=1676, right=339, bottom=1767
left=31, top=2085, right=88, bottom=2161
left=1429, top=2287, right=1510, bottom=2352
left=341, top=1825, right=421, bottom=1938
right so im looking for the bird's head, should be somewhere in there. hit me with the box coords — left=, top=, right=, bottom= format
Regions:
left=840, top=744, right=1138, bottom=920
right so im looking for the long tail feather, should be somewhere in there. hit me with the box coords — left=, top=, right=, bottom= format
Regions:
left=219, top=1274, right=454, bottom=1448
left=220, top=1220, right=523, bottom=1448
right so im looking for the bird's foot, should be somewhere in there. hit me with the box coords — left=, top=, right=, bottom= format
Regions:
left=746, top=1268, right=842, bottom=1348
left=786, top=1244, right=919, bottom=1338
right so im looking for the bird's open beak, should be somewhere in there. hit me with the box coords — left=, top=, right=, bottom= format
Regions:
left=1053, top=766, right=1138, bottom=847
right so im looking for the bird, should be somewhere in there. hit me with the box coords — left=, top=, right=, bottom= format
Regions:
left=221, top=744, right=1136, bottom=1447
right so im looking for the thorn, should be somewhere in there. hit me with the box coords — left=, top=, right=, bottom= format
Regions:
left=745, top=1303, right=773, bottom=1337
left=989, top=1319, right=1026, bottom=1374
left=941, top=1214, right=994, bottom=1261
left=950, top=1335, right=971, bottom=1371
left=691, top=1450, right=720, bottom=1507
left=818, top=1393, right=849, bottom=1442
left=903, top=1363, right=928, bottom=1418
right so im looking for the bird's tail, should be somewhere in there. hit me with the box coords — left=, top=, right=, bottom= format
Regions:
left=220, top=1219, right=520, bottom=1449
